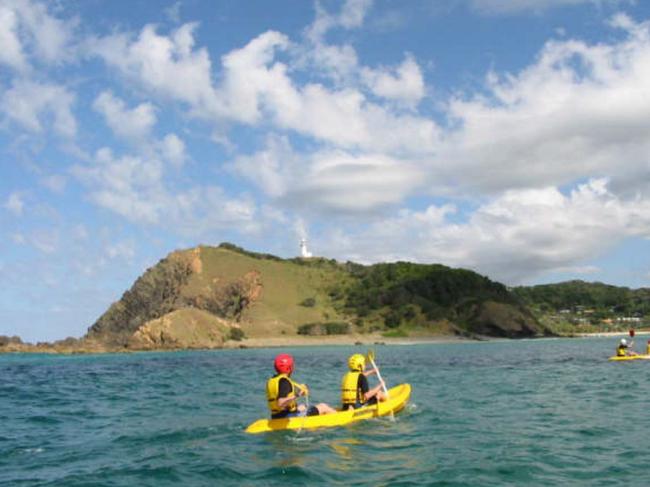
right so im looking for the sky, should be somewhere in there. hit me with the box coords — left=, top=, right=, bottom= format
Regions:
left=2, top=0, right=650, bottom=342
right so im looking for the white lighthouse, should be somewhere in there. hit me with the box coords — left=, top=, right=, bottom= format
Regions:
left=300, top=238, right=313, bottom=258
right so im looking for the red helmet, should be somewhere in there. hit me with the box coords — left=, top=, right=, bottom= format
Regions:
left=274, top=353, right=294, bottom=374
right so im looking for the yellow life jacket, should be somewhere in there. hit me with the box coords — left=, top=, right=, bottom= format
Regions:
left=266, top=373, right=298, bottom=415
left=341, top=371, right=362, bottom=406
left=617, top=345, right=627, bottom=357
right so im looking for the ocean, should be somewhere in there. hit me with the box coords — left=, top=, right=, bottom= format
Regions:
left=2, top=337, right=649, bottom=486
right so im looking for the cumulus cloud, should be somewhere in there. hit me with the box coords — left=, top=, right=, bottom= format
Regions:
left=0, top=0, right=76, bottom=70
left=93, top=91, right=157, bottom=140
left=71, top=147, right=167, bottom=224
left=229, top=135, right=426, bottom=213
left=437, top=14, right=650, bottom=197
left=90, top=23, right=219, bottom=116
left=105, top=240, right=136, bottom=260
left=305, top=0, right=373, bottom=42
left=71, top=147, right=259, bottom=234
left=322, top=179, right=650, bottom=283
left=0, top=4, right=27, bottom=70
left=91, top=22, right=438, bottom=154
left=361, top=54, right=425, bottom=106
left=0, top=79, right=76, bottom=137
left=159, top=133, right=186, bottom=167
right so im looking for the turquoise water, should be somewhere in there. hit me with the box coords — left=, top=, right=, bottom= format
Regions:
left=2, top=338, right=650, bottom=486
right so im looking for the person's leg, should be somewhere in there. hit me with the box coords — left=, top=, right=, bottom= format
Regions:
left=315, top=403, right=337, bottom=414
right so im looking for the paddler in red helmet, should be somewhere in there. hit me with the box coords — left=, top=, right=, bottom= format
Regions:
left=266, top=353, right=336, bottom=419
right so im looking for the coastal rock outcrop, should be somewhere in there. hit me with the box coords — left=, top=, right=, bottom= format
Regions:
left=127, top=308, right=232, bottom=350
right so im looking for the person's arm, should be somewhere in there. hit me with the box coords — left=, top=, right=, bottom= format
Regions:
left=276, top=378, right=299, bottom=409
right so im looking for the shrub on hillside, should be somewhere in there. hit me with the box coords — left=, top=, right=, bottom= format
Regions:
left=300, top=297, right=316, bottom=307
left=297, top=322, right=350, bottom=335
left=229, top=327, right=245, bottom=341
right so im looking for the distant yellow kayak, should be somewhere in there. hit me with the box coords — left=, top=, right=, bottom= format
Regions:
left=245, top=383, right=411, bottom=434
left=608, top=354, right=650, bottom=361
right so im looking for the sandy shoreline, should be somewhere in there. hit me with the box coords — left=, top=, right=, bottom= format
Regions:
left=6, top=331, right=641, bottom=355
left=573, top=331, right=650, bottom=337
left=227, top=333, right=487, bottom=349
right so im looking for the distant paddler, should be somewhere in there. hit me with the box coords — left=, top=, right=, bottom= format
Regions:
left=616, top=337, right=637, bottom=357
left=341, top=353, right=387, bottom=410
left=266, top=353, right=336, bottom=419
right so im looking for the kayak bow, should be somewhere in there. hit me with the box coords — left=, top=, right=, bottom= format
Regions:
left=245, top=383, right=411, bottom=434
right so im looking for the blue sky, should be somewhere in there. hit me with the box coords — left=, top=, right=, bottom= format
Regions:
left=3, top=0, right=650, bottom=341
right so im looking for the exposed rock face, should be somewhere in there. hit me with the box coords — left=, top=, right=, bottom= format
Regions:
left=0, top=335, right=23, bottom=347
left=128, top=308, right=231, bottom=350
left=87, top=251, right=194, bottom=346
left=85, top=247, right=265, bottom=348
left=192, top=270, right=262, bottom=321
left=467, top=301, right=545, bottom=338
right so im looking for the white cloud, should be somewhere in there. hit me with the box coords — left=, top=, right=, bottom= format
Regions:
left=106, top=240, right=136, bottom=260
left=15, top=0, right=76, bottom=64
left=305, top=0, right=373, bottom=42
left=437, top=15, right=650, bottom=196
left=159, top=133, right=186, bottom=167
left=71, top=147, right=165, bottom=224
left=361, top=54, right=425, bottom=106
left=1, top=79, right=76, bottom=137
left=0, top=5, right=27, bottom=70
left=0, top=0, right=76, bottom=70
left=229, top=135, right=426, bottom=213
left=93, top=91, right=157, bottom=140
left=90, top=23, right=219, bottom=117
left=4, top=192, right=25, bottom=215
left=72, top=147, right=259, bottom=234
left=164, top=2, right=182, bottom=23
left=92, top=23, right=439, bottom=154
left=322, top=179, right=650, bottom=283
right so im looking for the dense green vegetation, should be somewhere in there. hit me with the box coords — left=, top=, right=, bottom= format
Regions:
left=330, top=262, right=543, bottom=337
left=297, top=322, right=350, bottom=335
left=513, top=280, right=650, bottom=333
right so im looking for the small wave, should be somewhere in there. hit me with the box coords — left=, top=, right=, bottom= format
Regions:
left=22, top=447, right=44, bottom=454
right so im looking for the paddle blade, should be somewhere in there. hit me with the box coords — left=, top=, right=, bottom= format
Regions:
left=367, top=349, right=375, bottom=362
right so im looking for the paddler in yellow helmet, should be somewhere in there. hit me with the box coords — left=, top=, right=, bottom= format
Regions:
left=616, top=338, right=637, bottom=357
left=267, top=353, right=336, bottom=419
left=341, top=353, right=386, bottom=410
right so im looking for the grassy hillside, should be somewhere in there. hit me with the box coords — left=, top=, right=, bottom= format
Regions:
left=85, top=243, right=551, bottom=349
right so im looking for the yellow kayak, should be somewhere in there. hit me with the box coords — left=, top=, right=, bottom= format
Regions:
left=609, top=354, right=650, bottom=361
left=245, top=383, right=411, bottom=434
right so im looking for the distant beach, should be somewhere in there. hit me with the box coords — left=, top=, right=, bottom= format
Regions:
left=226, top=333, right=486, bottom=349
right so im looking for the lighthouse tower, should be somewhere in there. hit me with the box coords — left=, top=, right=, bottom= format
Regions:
left=300, top=239, right=313, bottom=258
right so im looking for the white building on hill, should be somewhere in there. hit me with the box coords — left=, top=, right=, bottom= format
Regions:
left=300, top=239, right=313, bottom=258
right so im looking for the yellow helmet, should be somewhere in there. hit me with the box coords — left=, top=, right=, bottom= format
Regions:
left=348, top=353, right=365, bottom=372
